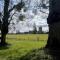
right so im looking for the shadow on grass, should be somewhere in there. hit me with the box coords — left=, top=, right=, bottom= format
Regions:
left=0, top=43, right=11, bottom=50
left=19, top=48, right=60, bottom=60
left=48, top=49, right=60, bottom=60
left=5, top=47, right=60, bottom=60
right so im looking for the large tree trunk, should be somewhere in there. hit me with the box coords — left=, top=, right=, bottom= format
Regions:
left=0, top=0, right=10, bottom=45
left=46, top=22, right=60, bottom=49
left=46, top=0, right=60, bottom=49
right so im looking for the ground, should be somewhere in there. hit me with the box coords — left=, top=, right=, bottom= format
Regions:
left=0, top=34, right=57, bottom=60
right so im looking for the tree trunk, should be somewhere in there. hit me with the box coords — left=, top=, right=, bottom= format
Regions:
left=0, top=23, right=8, bottom=45
left=1, top=33, right=6, bottom=45
left=45, top=0, right=60, bottom=49
left=46, top=22, right=60, bottom=49
left=0, top=0, right=10, bottom=46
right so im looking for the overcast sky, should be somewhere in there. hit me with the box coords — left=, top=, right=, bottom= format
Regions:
left=0, top=0, right=49, bottom=33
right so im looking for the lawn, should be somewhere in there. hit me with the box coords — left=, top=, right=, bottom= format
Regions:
left=0, top=34, right=48, bottom=60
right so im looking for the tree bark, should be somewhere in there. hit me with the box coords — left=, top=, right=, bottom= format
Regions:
left=1, top=34, right=6, bottom=45
left=46, top=22, right=60, bottom=49
left=0, top=0, right=10, bottom=45
left=45, top=0, right=60, bottom=49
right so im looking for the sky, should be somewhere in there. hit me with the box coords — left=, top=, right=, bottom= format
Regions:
left=0, top=0, right=4, bottom=12
left=0, top=0, right=49, bottom=33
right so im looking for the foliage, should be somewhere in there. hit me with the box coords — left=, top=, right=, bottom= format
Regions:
left=19, top=14, right=25, bottom=21
left=33, top=23, right=37, bottom=34
left=15, top=1, right=25, bottom=12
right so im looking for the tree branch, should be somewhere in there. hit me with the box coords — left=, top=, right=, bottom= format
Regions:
left=8, top=11, right=16, bottom=25
left=9, top=1, right=25, bottom=13
left=40, top=9, right=48, bottom=14
left=9, top=5, right=16, bottom=13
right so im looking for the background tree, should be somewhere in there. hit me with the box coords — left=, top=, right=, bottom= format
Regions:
left=0, top=0, right=25, bottom=45
left=46, top=0, right=60, bottom=49
left=33, top=23, right=37, bottom=34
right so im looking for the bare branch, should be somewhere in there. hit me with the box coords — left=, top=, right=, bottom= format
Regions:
left=9, top=1, right=25, bottom=13
left=8, top=11, right=16, bottom=25
left=40, top=10, right=48, bottom=14
left=9, top=5, right=16, bottom=13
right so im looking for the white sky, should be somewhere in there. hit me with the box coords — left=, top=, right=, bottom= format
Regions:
left=0, top=0, right=49, bottom=33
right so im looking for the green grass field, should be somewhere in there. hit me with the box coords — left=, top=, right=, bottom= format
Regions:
left=0, top=34, right=48, bottom=60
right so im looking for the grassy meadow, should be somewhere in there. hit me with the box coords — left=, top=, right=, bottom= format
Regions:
left=0, top=34, right=48, bottom=60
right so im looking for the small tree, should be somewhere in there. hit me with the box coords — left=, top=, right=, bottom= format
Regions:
left=33, top=23, right=37, bottom=34
left=0, top=0, right=25, bottom=45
